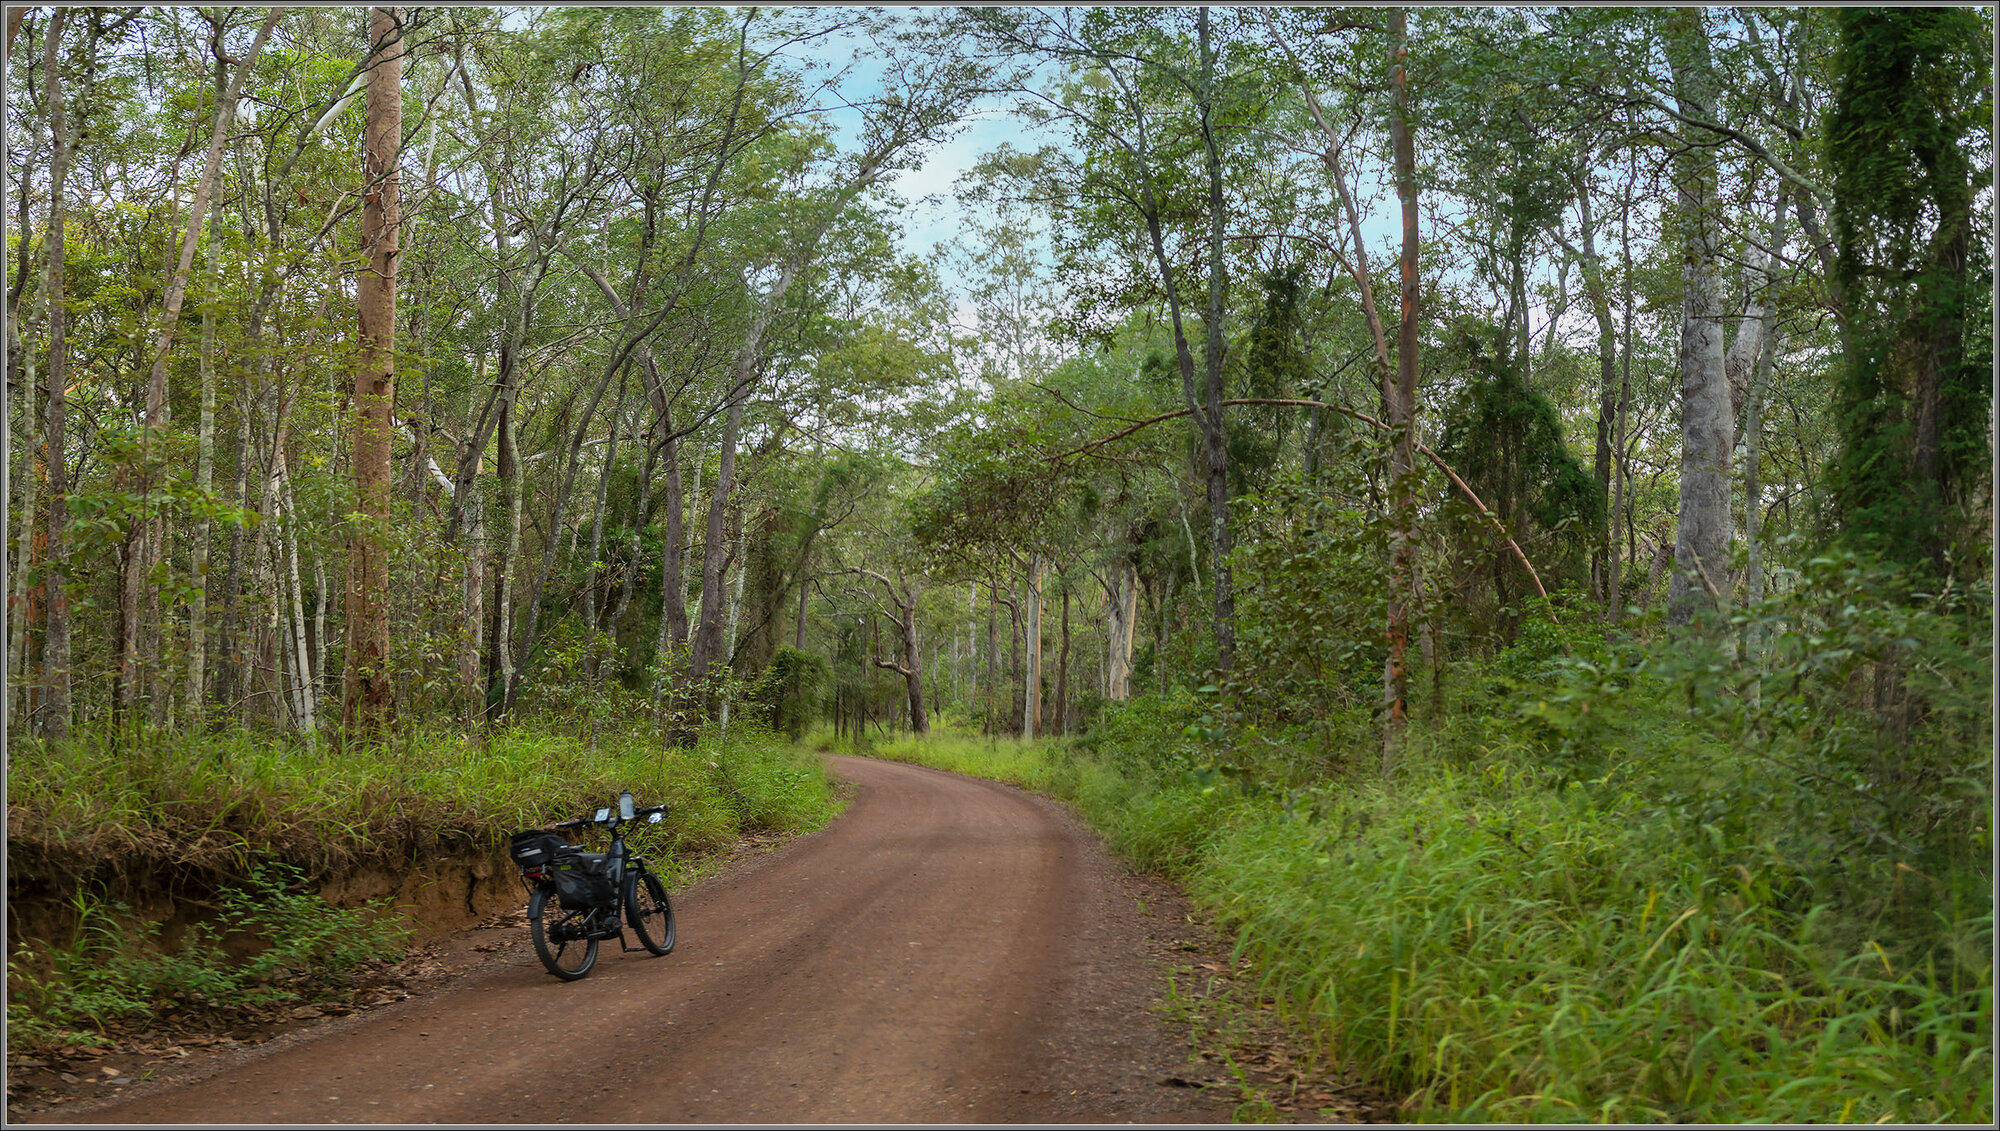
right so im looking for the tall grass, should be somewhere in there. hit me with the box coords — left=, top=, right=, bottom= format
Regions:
left=1202, top=763, right=1991, bottom=1123
left=8, top=721, right=842, bottom=881
left=870, top=718, right=1992, bottom=1123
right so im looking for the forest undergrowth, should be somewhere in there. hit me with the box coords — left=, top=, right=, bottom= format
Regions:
left=864, top=557, right=1993, bottom=1124
left=5, top=723, right=839, bottom=1055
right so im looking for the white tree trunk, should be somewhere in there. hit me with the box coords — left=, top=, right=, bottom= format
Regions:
left=1664, top=8, right=1733, bottom=624
left=280, top=455, right=315, bottom=734
left=1106, top=559, right=1138, bottom=701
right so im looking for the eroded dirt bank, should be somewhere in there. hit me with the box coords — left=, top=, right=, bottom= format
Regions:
left=19, top=755, right=1310, bottom=1124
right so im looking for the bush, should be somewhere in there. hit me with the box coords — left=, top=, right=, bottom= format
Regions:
left=750, top=647, right=831, bottom=741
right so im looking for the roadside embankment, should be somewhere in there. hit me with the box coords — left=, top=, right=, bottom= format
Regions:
left=4, top=723, right=838, bottom=1055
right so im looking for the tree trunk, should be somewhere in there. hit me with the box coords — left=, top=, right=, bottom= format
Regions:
left=1607, top=122, right=1640, bottom=625
left=10, top=289, right=39, bottom=730
left=1742, top=191, right=1788, bottom=639
left=1105, top=559, right=1138, bottom=701
left=1196, top=8, right=1234, bottom=677
left=458, top=360, right=487, bottom=727
left=866, top=575, right=928, bottom=739
left=490, top=395, right=522, bottom=717
left=1007, top=589, right=1023, bottom=733
left=609, top=381, right=656, bottom=635
left=1663, top=7, right=1732, bottom=625
left=902, top=588, right=927, bottom=737
left=650, top=418, right=689, bottom=725
left=1382, top=6, right=1420, bottom=775
left=718, top=516, right=748, bottom=736
left=1052, top=585, right=1070, bottom=736
left=186, top=172, right=231, bottom=726
left=1023, top=554, right=1042, bottom=738
left=581, top=367, right=628, bottom=680
left=986, top=577, right=999, bottom=735
left=795, top=570, right=813, bottom=651
left=1131, top=14, right=1233, bottom=681
left=1572, top=175, right=1619, bottom=602
left=37, top=8, right=74, bottom=739
left=280, top=454, right=315, bottom=733
left=690, top=396, right=747, bottom=690
left=343, top=6, right=403, bottom=734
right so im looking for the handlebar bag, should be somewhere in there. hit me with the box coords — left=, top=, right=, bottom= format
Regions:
left=510, top=830, right=566, bottom=870
left=550, top=851, right=617, bottom=910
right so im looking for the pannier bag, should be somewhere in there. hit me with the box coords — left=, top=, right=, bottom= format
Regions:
left=550, top=852, right=618, bottom=910
left=510, top=830, right=566, bottom=871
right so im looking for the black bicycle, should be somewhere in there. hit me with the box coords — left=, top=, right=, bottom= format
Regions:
left=509, top=791, right=676, bottom=981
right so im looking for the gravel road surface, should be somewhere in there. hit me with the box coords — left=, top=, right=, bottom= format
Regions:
left=45, top=755, right=1241, bottom=1125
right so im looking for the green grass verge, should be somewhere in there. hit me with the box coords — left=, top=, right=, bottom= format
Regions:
left=8, top=722, right=840, bottom=880
left=857, top=722, right=1992, bottom=1124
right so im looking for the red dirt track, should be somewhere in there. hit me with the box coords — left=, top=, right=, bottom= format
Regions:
left=38, top=755, right=1240, bottom=1124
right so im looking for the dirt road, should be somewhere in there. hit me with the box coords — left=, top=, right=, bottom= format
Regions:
left=44, top=755, right=1242, bottom=1124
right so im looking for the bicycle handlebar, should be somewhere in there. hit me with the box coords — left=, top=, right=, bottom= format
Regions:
left=553, top=801, right=669, bottom=830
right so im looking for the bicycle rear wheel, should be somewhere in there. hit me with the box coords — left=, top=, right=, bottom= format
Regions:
left=625, top=868, right=675, bottom=956
left=528, top=885, right=599, bottom=980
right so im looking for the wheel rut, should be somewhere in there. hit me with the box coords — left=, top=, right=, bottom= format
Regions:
left=32, top=755, right=1240, bottom=1125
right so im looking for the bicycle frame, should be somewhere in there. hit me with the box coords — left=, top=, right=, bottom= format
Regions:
left=521, top=792, right=668, bottom=947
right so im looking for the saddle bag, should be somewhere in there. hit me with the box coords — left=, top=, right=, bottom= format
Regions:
left=510, top=830, right=566, bottom=872
left=550, top=852, right=617, bottom=910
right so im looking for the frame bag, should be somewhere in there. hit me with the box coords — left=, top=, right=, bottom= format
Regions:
left=550, top=852, right=617, bottom=910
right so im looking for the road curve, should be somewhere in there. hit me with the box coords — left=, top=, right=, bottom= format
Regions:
left=55, top=754, right=1236, bottom=1125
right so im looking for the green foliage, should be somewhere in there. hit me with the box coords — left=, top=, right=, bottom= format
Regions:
left=751, top=646, right=831, bottom=740
left=874, top=547, right=1992, bottom=1123
left=1202, top=766, right=1990, bottom=1123
left=6, top=724, right=841, bottom=885
left=7, top=864, right=413, bottom=1055
left=1228, top=483, right=1388, bottom=741
left=1644, top=553, right=1991, bottom=956
left=1439, top=328, right=1601, bottom=590
left=1825, top=6, right=1993, bottom=574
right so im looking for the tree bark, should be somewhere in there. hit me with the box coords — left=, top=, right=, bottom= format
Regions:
left=343, top=6, right=403, bottom=733
left=986, top=577, right=999, bottom=735
left=1195, top=7, right=1234, bottom=677
left=458, top=358, right=487, bottom=727
left=1383, top=6, right=1420, bottom=775
left=37, top=8, right=74, bottom=740
left=1105, top=557, right=1138, bottom=701
left=1023, top=554, right=1042, bottom=738
left=1606, top=116, right=1641, bottom=625
left=581, top=367, right=628, bottom=680
left=280, top=453, right=315, bottom=733
left=1742, top=191, right=1788, bottom=635
left=1052, top=585, right=1070, bottom=735
left=1566, top=172, right=1619, bottom=601
left=186, top=196, right=224, bottom=725
left=1662, top=7, right=1733, bottom=625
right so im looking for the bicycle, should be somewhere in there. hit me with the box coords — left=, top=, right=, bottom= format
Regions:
left=509, top=791, right=677, bottom=981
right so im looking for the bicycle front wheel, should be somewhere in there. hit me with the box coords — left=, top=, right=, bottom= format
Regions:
left=625, top=868, right=676, bottom=956
left=528, top=885, right=599, bottom=980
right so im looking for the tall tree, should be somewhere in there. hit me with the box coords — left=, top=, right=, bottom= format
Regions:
left=343, top=6, right=404, bottom=733
left=1660, top=7, right=1732, bottom=624
left=1825, top=6, right=1990, bottom=574
left=1382, top=6, right=1419, bottom=772
left=36, top=7, right=76, bottom=739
